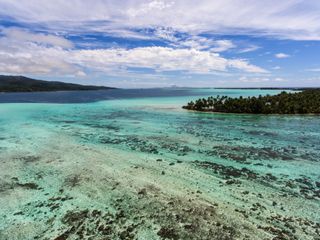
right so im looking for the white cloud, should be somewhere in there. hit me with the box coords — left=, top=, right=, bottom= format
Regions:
left=100, top=29, right=154, bottom=40
left=154, top=27, right=179, bottom=42
left=0, top=30, right=267, bottom=76
left=272, top=66, right=281, bottom=70
left=239, top=76, right=287, bottom=83
left=1, top=0, right=320, bottom=40
left=70, top=47, right=267, bottom=74
left=151, top=29, right=236, bottom=53
left=306, top=68, right=320, bottom=72
left=2, top=28, right=73, bottom=48
left=210, top=40, right=236, bottom=52
left=173, top=36, right=236, bottom=52
left=274, top=77, right=286, bottom=82
left=239, top=76, right=270, bottom=83
left=237, top=45, right=260, bottom=53
left=127, top=1, right=175, bottom=18
left=275, top=53, right=290, bottom=58
left=0, top=30, right=79, bottom=75
left=228, top=59, right=267, bottom=73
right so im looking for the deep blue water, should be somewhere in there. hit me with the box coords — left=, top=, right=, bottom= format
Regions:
left=0, top=88, right=209, bottom=103
left=0, top=88, right=283, bottom=103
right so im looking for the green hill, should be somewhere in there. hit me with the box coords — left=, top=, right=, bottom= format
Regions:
left=0, top=75, right=114, bottom=92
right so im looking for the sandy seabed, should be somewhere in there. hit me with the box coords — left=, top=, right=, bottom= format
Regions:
left=0, top=90, right=319, bottom=240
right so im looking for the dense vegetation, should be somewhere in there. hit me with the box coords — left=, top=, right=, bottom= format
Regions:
left=0, top=75, right=114, bottom=92
left=183, top=90, right=320, bottom=114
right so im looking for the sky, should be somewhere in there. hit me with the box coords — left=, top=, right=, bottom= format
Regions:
left=0, top=0, right=320, bottom=88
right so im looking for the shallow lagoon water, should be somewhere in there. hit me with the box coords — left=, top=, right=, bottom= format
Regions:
left=0, top=89, right=319, bottom=239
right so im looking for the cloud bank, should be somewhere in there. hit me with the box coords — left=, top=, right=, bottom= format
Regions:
left=0, top=29, right=266, bottom=76
left=1, top=0, right=320, bottom=40
left=0, top=0, right=319, bottom=87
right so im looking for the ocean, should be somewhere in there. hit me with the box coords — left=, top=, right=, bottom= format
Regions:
left=0, top=88, right=319, bottom=239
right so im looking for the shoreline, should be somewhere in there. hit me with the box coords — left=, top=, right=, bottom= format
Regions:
left=183, top=109, right=320, bottom=116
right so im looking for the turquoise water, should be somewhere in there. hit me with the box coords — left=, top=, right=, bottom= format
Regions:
left=0, top=89, right=319, bottom=239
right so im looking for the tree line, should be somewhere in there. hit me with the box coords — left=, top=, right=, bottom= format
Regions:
left=182, top=90, right=320, bottom=114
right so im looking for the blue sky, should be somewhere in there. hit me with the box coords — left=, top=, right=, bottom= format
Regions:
left=0, top=0, right=319, bottom=88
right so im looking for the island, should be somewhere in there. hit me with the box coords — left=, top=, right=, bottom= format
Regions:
left=0, top=75, right=114, bottom=92
left=183, top=89, right=320, bottom=114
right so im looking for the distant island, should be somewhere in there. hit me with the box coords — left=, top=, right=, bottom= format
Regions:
left=183, top=89, right=320, bottom=114
left=0, top=75, right=114, bottom=92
